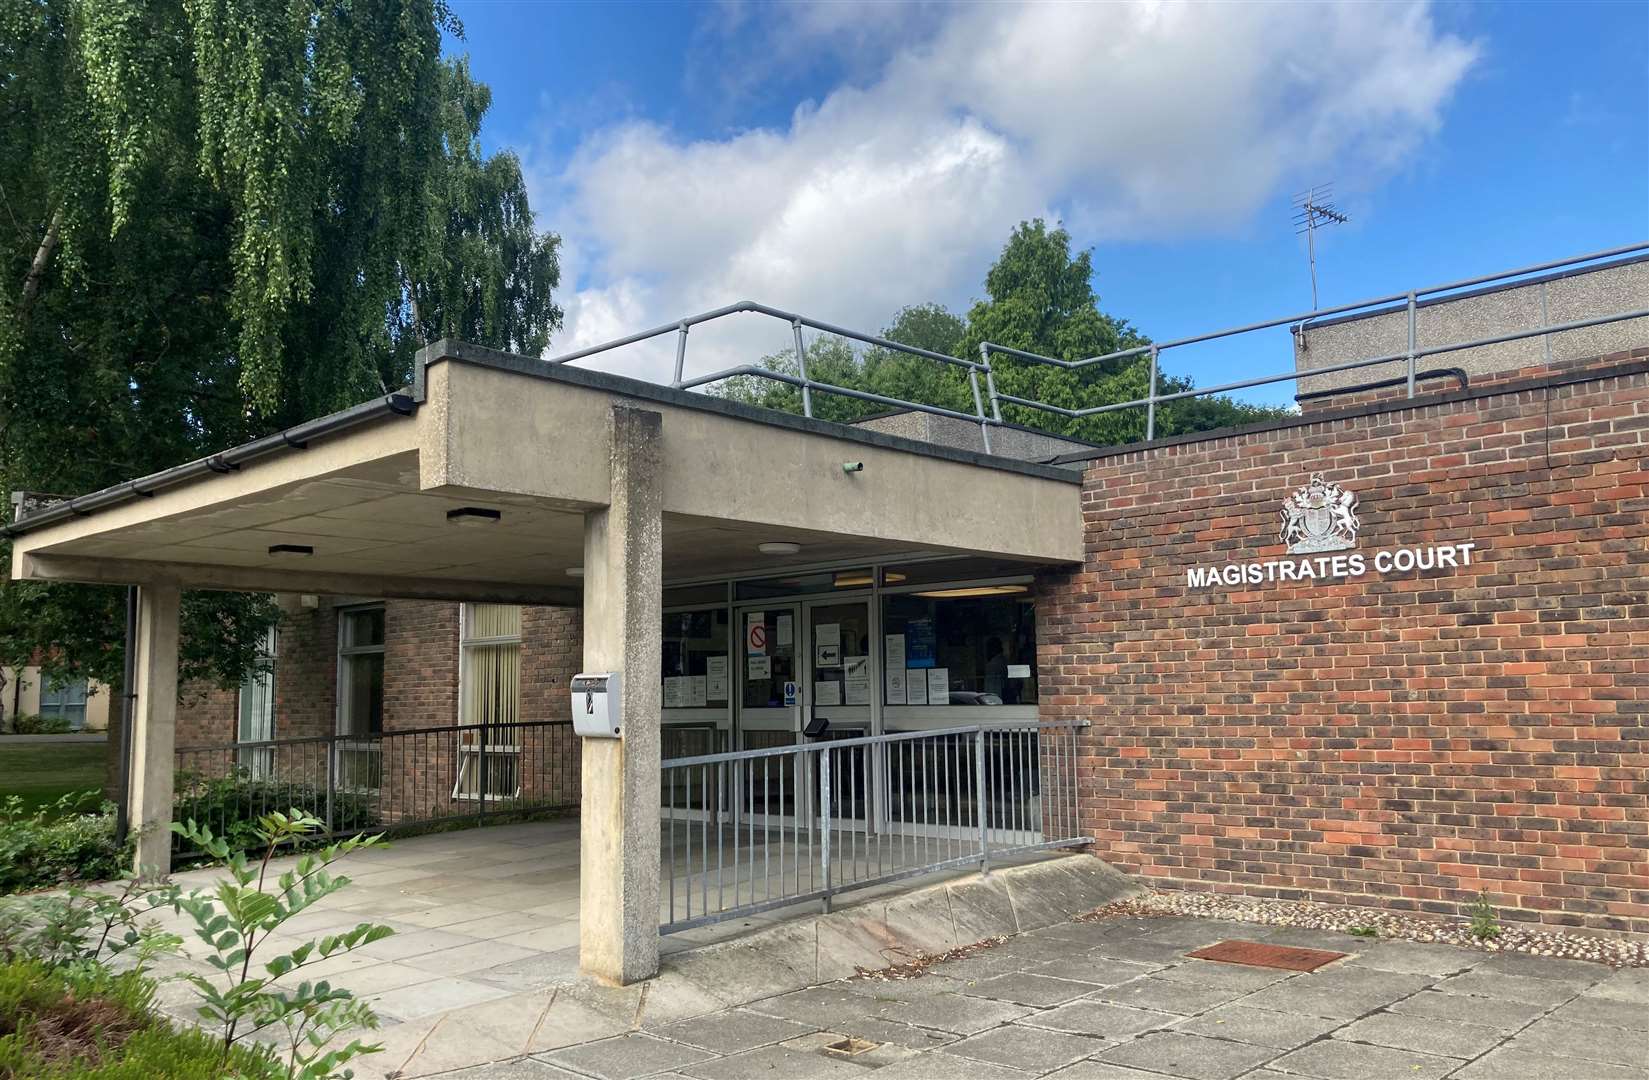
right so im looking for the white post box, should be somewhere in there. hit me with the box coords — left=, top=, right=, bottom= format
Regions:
left=571, top=672, right=623, bottom=738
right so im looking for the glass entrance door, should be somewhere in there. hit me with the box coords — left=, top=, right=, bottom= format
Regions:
left=735, top=604, right=801, bottom=750
left=803, top=598, right=875, bottom=829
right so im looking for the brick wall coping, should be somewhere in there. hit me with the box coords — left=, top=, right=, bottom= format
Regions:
left=1045, top=350, right=1649, bottom=467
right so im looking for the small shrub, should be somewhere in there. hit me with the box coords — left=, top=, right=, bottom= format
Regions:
left=1347, top=925, right=1379, bottom=939
left=8, top=713, right=75, bottom=735
left=169, top=809, right=393, bottom=1078
left=0, top=794, right=127, bottom=894
left=0, top=878, right=180, bottom=970
left=172, top=770, right=378, bottom=857
left=0, top=958, right=280, bottom=1078
left=1467, top=891, right=1502, bottom=940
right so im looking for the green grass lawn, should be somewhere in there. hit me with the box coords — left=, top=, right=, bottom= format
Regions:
left=0, top=740, right=109, bottom=815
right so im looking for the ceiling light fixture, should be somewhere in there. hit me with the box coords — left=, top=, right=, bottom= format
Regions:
left=911, top=584, right=1029, bottom=599
left=758, top=542, right=801, bottom=556
left=267, top=543, right=314, bottom=558
left=446, top=506, right=502, bottom=526
left=833, top=571, right=873, bottom=587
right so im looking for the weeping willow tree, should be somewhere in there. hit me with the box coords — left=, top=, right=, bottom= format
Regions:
left=0, top=0, right=562, bottom=711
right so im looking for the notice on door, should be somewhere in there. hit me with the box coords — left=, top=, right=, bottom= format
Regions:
left=843, top=656, right=870, bottom=705
left=814, top=680, right=841, bottom=706
left=706, top=656, right=728, bottom=701
left=748, top=655, right=771, bottom=680
left=776, top=613, right=793, bottom=647
left=745, top=613, right=767, bottom=655
left=815, top=622, right=841, bottom=667
left=926, top=668, right=950, bottom=704
left=884, top=635, right=906, bottom=703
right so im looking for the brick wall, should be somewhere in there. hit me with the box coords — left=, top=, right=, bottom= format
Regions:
left=1040, top=358, right=1649, bottom=934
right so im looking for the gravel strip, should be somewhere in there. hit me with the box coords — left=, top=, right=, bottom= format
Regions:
left=1077, top=891, right=1647, bottom=969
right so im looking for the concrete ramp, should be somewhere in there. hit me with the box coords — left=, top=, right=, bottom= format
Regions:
left=651, top=853, right=1141, bottom=1017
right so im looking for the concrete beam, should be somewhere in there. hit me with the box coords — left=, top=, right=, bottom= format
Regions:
left=18, top=554, right=581, bottom=606
left=579, top=404, right=664, bottom=985
left=129, top=585, right=180, bottom=879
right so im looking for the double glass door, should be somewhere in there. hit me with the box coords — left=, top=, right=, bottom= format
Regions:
left=735, top=596, right=875, bottom=825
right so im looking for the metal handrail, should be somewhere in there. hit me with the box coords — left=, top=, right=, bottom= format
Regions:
left=545, top=242, right=1649, bottom=453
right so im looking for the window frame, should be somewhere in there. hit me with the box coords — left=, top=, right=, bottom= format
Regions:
left=38, top=678, right=89, bottom=730
left=455, top=603, right=524, bottom=802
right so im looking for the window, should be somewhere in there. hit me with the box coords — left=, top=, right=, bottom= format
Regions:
left=882, top=587, right=1038, bottom=706
left=662, top=608, right=729, bottom=711
left=237, top=628, right=276, bottom=777
left=456, top=603, right=522, bottom=800
left=38, top=679, right=88, bottom=730
left=337, top=606, right=385, bottom=791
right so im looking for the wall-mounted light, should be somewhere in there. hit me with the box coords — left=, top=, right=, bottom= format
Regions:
left=842, top=461, right=864, bottom=474
left=758, top=542, right=801, bottom=556
left=566, top=567, right=584, bottom=578
left=446, top=506, right=502, bottom=526
left=268, top=543, right=313, bottom=558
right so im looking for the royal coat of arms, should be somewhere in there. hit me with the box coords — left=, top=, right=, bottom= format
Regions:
left=1278, top=474, right=1359, bottom=554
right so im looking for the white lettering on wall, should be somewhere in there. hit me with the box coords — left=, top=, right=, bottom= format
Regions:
left=1185, top=542, right=1476, bottom=590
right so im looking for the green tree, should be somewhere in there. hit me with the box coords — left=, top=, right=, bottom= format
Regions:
left=0, top=1, right=562, bottom=709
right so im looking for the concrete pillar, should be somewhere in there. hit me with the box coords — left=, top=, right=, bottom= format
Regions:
left=579, top=405, right=664, bottom=984
left=128, top=584, right=181, bottom=879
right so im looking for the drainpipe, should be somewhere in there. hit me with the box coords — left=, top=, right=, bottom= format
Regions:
left=114, top=586, right=137, bottom=845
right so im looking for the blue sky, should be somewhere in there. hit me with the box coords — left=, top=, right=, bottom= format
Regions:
left=445, top=1, right=1648, bottom=407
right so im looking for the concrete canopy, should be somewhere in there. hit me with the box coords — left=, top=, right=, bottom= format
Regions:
left=8, top=341, right=1083, bottom=600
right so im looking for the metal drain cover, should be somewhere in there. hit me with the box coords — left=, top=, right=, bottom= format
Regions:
left=1186, top=939, right=1347, bottom=972
left=823, top=1037, right=879, bottom=1057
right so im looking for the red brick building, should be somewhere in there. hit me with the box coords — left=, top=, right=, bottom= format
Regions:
left=1039, top=350, right=1649, bottom=936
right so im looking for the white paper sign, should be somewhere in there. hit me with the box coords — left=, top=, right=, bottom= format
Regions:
left=706, top=656, right=728, bottom=701
left=884, top=635, right=906, bottom=703
left=816, top=643, right=841, bottom=667
left=905, top=671, right=928, bottom=705
left=926, top=668, right=950, bottom=704
left=745, top=613, right=767, bottom=655
left=776, top=613, right=793, bottom=647
left=816, top=623, right=841, bottom=648
left=1007, top=664, right=1032, bottom=679
left=843, top=656, right=870, bottom=705
left=814, top=680, right=842, bottom=706
left=689, top=675, right=707, bottom=707
left=748, top=655, right=771, bottom=680
left=663, top=677, right=683, bottom=709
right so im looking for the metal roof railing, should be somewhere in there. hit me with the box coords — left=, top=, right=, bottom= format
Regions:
left=544, top=242, right=1649, bottom=453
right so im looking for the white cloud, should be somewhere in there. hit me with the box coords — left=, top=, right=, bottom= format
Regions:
left=542, top=1, right=1479, bottom=381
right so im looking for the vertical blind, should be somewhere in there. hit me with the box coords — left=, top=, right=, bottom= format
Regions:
left=463, top=604, right=522, bottom=734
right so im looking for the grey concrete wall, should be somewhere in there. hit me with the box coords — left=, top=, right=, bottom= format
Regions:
left=1294, top=257, right=1649, bottom=396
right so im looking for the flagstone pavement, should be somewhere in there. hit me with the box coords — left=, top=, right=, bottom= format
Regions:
left=427, top=915, right=1649, bottom=1080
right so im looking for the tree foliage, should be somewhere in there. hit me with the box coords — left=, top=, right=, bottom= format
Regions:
left=0, top=0, right=562, bottom=693
left=714, top=219, right=1292, bottom=446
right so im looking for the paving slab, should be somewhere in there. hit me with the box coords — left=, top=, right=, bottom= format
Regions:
left=368, top=975, right=515, bottom=1021
left=438, top=1060, right=587, bottom=1080
left=1151, top=958, right=1297, bottom=991
left=1547, top=994, right=1649, bottom=1032
left=1090, top=975, right=1249, bottom=1014
left=1270, top=1038, right=1460, bottom=1080
left=1237, top=980, right=1410, bottom=1020
left=815, top=1015, right=958, bottom=1052
left=1094, top=1031, right=1278, bottom=1080
left=1473, top=952, right=1609, bottom=987
left=1171, top=1004, right=1342, bottom=1049
left=1019, top=999, right=1178, bottom=1039
left=1336, top=939, right=1482, bottom=976
left=1385, top=987, right=1549, bottom=1032
left=958, top=970, right=1104, bottom=1006
left=1043, top=1063, right=1176, bottom=1080
left=1334, top=1011, right=1502, bottom=1058
left=1033, top=955, right=1163, bottom=986
left=647, top=1008, right=821, bottom=1055
left=1452, top=1047, right=1649, bottom=1080
left=1087, top=935, right=1201, bottom=966
left=1590, top=967, right=1649, bottom=1004
left=678, top=1042, right=872, bottom=1080
left=1435, top=968, right=1584, bottom=1007
left=540, top=1033, right=716, bottom=1080
left=873, top=989, right=1033, bottom=1035
left=1505, top=1017, right=1649, bottom=1068
left=865, top=1050, right=1032, bottom=1079
left=944, top=1024, right=1110, bottom=1072
left=745, top=984, right=889, bottom=1027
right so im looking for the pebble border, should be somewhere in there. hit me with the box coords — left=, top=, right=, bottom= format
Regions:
left=1079, top=890, right=1648, bottom=968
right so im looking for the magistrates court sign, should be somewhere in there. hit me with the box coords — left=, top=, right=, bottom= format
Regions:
left=1186, top=475, right=1477, bottom=590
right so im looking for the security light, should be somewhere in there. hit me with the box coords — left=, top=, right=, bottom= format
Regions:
left=758, top=542, right=802, bottom=556
left=267, top=544, right=313, bottom=558
left=566, top=567, right=584, bottom=578
left=446, top=506, right=502, bottom=526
